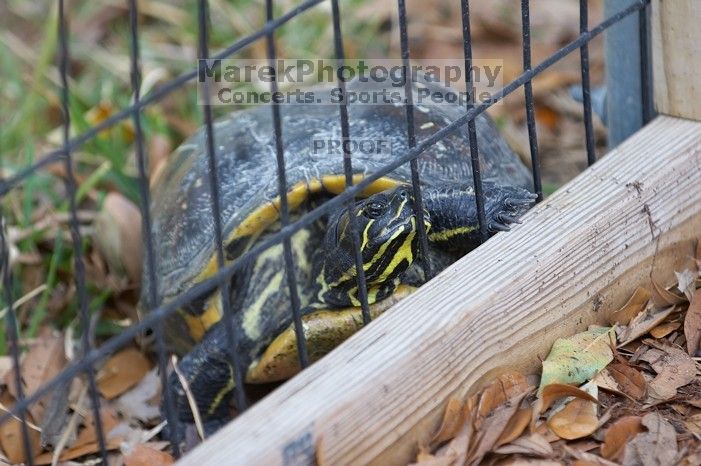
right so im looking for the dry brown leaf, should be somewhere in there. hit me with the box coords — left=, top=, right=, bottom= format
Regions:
left=431, top=397, right=465, bottom=446
left=409, top=455, right=456, bottom=466
left=622, top=412, right=678, bottom=466
left=0, top=394, right=41, bottom=464
left=74, top=406, right=120, bottom=448
left=591, top=369, right=623, bottom=396
left=467, top=391, right=529, bottom=465
left=496, top=408, right=532, bottom=447
left=477, top=371, right=531, bottom=423
left=675, top=270, right=696, bottom=302
left=94, top=192, right=144, bottom=284
left=685, top=288, right=701, bottom=356
left=609, top=287, right=651, bottom=326
left=506, top=460, right=563, bottom=466
left=640, top=341, right=696, bottom=401
left=684, top=397, right=701, bottom=408
left=546, top=384, right=598, bottom=440
left=651, top=279, right=685, bottom=307
left=684, top=413, right=701, bottom=434
left=97, top=347, right=151, bottom=400
left=565, top=446, right=620, bottom=466
left=116, top=367, right=161, bottom=422
left=600, top=416, right=643, bottom=461
left=4, top=328, right=66, bottom=422
left=33, top=437, right=122, bottom=465
left=540, top=383, right=599, bottom=413
left=649, top=321, right=681, bottom=339
left=606, top=363, right=647, bottom=401
left=440, top=394, right=477, bottom=465
left=618, top=306, right=675, bottom=346
left=493, top=433, right=554, bottom=457
left=0, top=356, right=12, bottom=382
left=124, top=444, right=175, bottom=466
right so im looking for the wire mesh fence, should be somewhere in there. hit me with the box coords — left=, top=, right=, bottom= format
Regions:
left=0, top=0, right=652, bottom=462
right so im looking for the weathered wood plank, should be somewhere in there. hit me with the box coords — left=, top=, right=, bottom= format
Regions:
left=180, top=116, right=701, bottom=466
left=652, top=0, right=701, bottom=120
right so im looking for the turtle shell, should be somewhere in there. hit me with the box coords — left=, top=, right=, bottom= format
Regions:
left=141, top=78, right=531, bottom=355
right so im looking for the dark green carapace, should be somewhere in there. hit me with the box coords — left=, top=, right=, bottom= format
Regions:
left=140, top=78, right=536, bottom=438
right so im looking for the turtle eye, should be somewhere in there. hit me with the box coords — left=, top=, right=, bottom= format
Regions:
left=363, top=201, right=386, bottom=219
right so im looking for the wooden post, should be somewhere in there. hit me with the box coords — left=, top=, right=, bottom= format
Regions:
left=652, top=0, right=701, bottom=120
left=179, top=115, right=701, bottom=466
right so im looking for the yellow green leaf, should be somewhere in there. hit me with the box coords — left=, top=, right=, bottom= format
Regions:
left=538, top=327, right=614, bottom=393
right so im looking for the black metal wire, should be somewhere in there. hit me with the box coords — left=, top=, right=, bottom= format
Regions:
left=520, top=0, right=543, bottom=202
left=397, top=0, right=433, bottom=280
left=638, top=1, right=653, bottom=124
left=0, top=0, right=329, bottom=198
left=126, top=0, right=181, bottom=456
left=265, top=0, right=310, bottom=368
left=330, top=0, right=372, bottom=324
left=197, top=0, right=248, bottom=413
left=57, top=1, right=108, bottom=462
left=0, top=217, right=34, bottom=464
left=460, top=0, right=488, bottom=242
left=1, top=0, right=651, bottom=427
left=580, top=0, right=597, bottom=166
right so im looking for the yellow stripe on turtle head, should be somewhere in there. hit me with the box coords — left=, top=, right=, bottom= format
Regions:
left=184, top=175, right=403, bottom=341
left=194, top=175, right=402, bottom=286
left=181, top=295, right=223, bottom=342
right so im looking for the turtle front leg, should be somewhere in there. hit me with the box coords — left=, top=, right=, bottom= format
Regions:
left=162, top=323, right=240, bottom=441
left=422, top=183, right=536, bottom=252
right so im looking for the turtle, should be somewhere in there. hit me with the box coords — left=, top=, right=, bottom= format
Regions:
left=141, top=77, right=536, bottom=437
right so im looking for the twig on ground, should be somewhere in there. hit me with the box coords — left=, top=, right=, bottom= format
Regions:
left=171, top=355, right=205, bottom=441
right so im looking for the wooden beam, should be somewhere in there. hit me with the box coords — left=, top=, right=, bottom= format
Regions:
left=179, top=116, right=701, bottom=466
left=652, top=0, right=701, bottom=120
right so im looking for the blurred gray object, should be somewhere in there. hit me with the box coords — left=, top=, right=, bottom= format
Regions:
left=603, top=0, right=655, bottom=149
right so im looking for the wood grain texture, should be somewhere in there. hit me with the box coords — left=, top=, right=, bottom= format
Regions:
left=653, top=0, right=701, bottom=120
left=179, top=116, right=701, bottom=466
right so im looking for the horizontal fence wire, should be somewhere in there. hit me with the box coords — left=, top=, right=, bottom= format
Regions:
left=1, top=0, right=651, bottom=435
left=0, top=0, right=328, bottom=198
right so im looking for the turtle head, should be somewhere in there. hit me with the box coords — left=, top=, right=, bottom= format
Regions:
left=320, top=187, right=430, bottom=304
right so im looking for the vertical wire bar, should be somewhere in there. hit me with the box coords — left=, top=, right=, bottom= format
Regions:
left=197, top=0, right=248, bottom=412
left=579, top=0, right=597, bottom=166
left=57, top=1, right=108, bottom=461
left=638, top=0, right=652, bottom=125
left=459, top=0, right=488, bottom=242
left=0, top=218, right=34, bottom=464
left=397, top=0, right=432, bottom=280
left=520, top=0, right=543, bottom=202
left=126, top=0, right=181, bottom=455
left=265, top=0, right=309, bottom=368
left=330, top=0, right=372, bottom=324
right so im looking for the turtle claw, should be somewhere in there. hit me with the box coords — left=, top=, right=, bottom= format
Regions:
left=505, top=194, right=537, bottom=209
left=485, top=186, right=536, bottom=235
left=488, top=222, right=511, bottom=233
left=497, top=213, right=522, bottom=224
